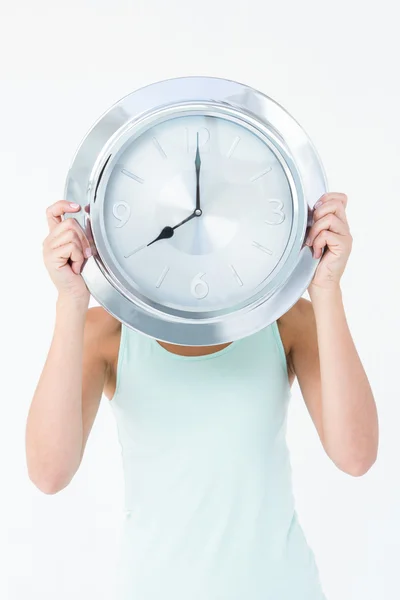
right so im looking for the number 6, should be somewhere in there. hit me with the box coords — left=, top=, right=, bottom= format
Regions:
left=190, top=272, right=209, bottom=299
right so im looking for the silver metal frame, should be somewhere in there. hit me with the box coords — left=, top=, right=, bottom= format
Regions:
left=63, top=76, right=328, bottom=346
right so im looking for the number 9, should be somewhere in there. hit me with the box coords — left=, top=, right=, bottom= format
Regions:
left=113, top=202, right=131, bottom=228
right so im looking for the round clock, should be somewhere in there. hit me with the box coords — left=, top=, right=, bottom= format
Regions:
left=63, top=76, right=328, bottom=346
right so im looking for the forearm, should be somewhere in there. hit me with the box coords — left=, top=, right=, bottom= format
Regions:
left=309, top=284, right=378, bottom=474
left=26, top=297, right=87, bottom=492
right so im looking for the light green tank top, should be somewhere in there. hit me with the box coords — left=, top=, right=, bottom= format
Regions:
left=109, top=321, right=326, bottom=600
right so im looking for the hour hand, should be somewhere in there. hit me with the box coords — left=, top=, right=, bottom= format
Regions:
left=147, top=209, right=198, bottom=245
left=147, top=225, right=175, bottom=247
left=124, top=211, right=197, bottom=257
left=124, top=226, right=174, bottom=257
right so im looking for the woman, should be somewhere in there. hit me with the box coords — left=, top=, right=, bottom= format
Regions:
left=26, top=192, right=378, bottom=599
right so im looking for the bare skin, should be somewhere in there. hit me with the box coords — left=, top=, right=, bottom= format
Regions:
left=26, top=199, right=378, bottom=495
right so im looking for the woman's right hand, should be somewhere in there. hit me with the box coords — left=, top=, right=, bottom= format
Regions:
left=43, top=200, right=92, bottom=305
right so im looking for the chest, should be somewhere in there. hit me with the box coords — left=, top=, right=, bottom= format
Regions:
left=110, top=336, right=291, bottom=458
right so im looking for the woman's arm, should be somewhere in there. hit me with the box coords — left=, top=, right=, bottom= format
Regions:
left=25, top=301, right=109, bottom=494
left=287, top=290, right=378, bottom=476
left=26, top=200, right=111, bottom=495
left=287, top=191, right=378, bottom=476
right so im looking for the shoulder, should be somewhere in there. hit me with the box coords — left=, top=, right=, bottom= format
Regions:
left=277, top=297, right=315, bottom=374
left=85, top=305, right=121, bottom=336
left=279, top=296, right=313, bottom=328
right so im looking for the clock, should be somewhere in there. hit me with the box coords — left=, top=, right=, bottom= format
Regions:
left=63, top=76, right=328, bottom=346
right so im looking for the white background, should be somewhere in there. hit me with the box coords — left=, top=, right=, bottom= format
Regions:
left=1, top=1, right=399, bottom=599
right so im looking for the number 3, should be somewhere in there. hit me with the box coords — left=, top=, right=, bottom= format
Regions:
left=265, top=199, right=285, bottom=225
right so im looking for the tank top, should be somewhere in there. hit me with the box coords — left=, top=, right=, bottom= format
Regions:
left=108, top=321, right=326, bottom=600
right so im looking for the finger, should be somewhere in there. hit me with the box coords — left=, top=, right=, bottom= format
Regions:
left=306, top=214, right=349, bottom=246
left=312, top=230, right=342, bottom=259
left=45, top=217, right=91, bottom=256
left=49, top=228, right=85, bottom=253
left=313, top=197, right=348, bottom=226
left=53, top=241, right=85, bottom=275
left=46, top=200, right=82, bottom=232
left=315, top=192, right=348, bottom=210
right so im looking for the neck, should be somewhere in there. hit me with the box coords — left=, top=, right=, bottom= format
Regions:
left=155, top=340, right=233, bottom=357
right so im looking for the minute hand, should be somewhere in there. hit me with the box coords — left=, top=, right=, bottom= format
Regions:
left=195, top=132, right=202, bottom=213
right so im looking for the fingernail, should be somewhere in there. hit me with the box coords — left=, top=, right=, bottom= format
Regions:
left=305, top=237, right=311, bottom=245
left=70, top=202, right=80, bottom=209
left=314, top=200, right=322, bottom=208
left=84, top=247, right=92, bottom=258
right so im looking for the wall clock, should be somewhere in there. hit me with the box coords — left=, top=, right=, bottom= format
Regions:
left=63, top=76, right=328, bottom=346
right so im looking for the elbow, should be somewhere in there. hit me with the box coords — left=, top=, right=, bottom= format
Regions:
left=335, top=452, right=378, bottom=478
left=28, top=469, right=72, bottom=495
left=26, top=448, right=79, bottom=495
left=37, top=484, right=61, bottom=495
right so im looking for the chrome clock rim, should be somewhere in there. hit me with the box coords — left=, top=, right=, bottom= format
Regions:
left=64, top=76, right=328, bottom=346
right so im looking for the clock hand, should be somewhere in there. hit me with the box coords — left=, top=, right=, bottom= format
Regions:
left=125, top=135, right=203, bottom=256
left=125, top=208, right=201, bottom=257
left=147, top=210, right=198, bottom=247
left=124, top=226, right=176, bottom=257
left=125, top=159, right=205, bottom=257
left=195, top=132, right=202, bottom=214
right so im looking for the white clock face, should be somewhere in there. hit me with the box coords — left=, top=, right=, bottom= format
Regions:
left=101, top=114, right=294, bottom=313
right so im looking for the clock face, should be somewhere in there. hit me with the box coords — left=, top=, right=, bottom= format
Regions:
left=100, top=114, right=294, bottom=313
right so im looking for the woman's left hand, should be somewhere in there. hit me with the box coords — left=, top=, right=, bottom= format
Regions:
left=305, top=192, right=353, bottom=291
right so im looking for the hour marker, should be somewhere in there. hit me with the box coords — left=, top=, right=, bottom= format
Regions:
left=265, top=198, right=285, bottom=225
left=113, top=201, right=131, bottom=228
left=124, top=243, right=147, bottom=258
left=156, top=266, right=170, bottom=288
left=152, top=137, right=167, bottom=159
left=185, top=127, right=210, bottom=152
left=252, top=241, right=273, bottom=255
left=121, top=169, right=144, bottom=184
left=226, top=136, right=241, bottom=158
left=250, top=166, right=272, bottom=182
left=229, top=264, right=243, bottom=286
